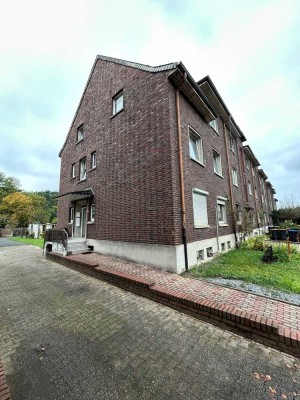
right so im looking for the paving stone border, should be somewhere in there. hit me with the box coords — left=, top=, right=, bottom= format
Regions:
left=47, top=252, right=300, bottom=359
left=0, top=359, right=12, bottom=400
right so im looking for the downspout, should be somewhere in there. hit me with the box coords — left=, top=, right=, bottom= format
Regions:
left=223, top=117, right=238, bottom=248
left=175, top=72, right=189, bottom=272
left=250, top=166, right=259, bottom=232
left=215, top=203, right=220, bottom=252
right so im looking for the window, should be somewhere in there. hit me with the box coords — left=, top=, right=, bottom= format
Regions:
left=189, top=127, right=203, bottom=164
left=113, top=90, right=123, bottom=115
left=71, top=163, right=76, bottom=178
left=80, top=157, right=87, bottom=181
left=217, top=197, right=227, bottom=225
left=69, top=207, right=74, bottom=223
left=90, top=204, right=95, bottom=222
left=229, top=134, right=237, bottom=153
left=192, top=189, right=209, bottom=227
left=252, top=166, right=256, bottom=177
left=213, top=150, right=222, bottom=176
left=232, top=167, right=238, bottom=186
left=255, top=186, right=258, bottom=199
left=206, top=247, right=213, bottom=257
left=209, top=119, right=218, bottom=133
left=245, top=156, right=250, bottom=170
left=197, top=250, right=204, bottom=263
left=236, top=203, right=242, bottom=224
left=248, top=180, right=252, bottom=196
left=221, top=243, right=225, bottom=251
left=77, top=125, right=84, bottom=142
left=227, top=241, right=231, bottom=250
left=91, top=152, right=96, bottom=169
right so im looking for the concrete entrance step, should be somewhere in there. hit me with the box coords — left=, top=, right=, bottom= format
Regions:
left=67, top=239, right=91, bottom=255
left=68, top=248, right=91, bottom=255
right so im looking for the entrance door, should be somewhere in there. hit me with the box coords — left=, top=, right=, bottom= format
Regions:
left=81, top=207, right=87, bottom=238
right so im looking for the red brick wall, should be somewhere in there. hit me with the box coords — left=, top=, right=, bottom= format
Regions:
left=58, top=60, right=179, bottom=245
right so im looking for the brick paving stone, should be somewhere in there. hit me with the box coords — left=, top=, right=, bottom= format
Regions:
left=70, top=252, right=300, bottom=333
left=0, top=245, right=300, bottom=400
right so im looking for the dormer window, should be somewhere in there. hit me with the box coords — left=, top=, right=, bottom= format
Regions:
left=77, top=124, right=84, bottom=142
left=113, top=90, right=124, bottom=115
left=209, top=119, right=218, bottom=133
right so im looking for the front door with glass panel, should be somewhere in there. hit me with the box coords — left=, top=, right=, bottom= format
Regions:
left=81, top=207, right=87, bottom=238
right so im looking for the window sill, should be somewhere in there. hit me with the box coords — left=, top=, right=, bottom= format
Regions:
left=230, top=148, right=236, bottom=154
left=210, top=126, right=219, bottom=135
left=214, top=172, right=224, bottom=179
left=111, top=108, right=123, bottom=119
left=219, top=223, right=228, bottom=227
left=233, top=183, right=239, bottom=188
left=89, top=167, right=96, bottom=172
left=87, top=221, right=95, bottom=224
left=190, top=157, right=205, bottom=167
left=70, top=177, right=76, bottom=181
left=77, top=178, right=86, bottom=183
left=195, top=225, right=210, bottom=229
left=76, top=139, right=83, bottom=145
left=68, top=222, right=73, bottom=224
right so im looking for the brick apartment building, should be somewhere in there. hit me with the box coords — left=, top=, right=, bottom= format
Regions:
left=57, top=55, right=277, bottom=274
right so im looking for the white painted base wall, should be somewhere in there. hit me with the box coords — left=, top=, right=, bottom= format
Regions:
left=87, top=233, right=237, bottom=274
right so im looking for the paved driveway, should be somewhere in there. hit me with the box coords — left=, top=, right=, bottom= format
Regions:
left=0, top=238, right=26, bottom=247
left=0, top=246, right=299, bottom=400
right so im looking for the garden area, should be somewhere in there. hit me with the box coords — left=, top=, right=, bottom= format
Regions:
left=188, top=236, right=300, bottom=297
left=9, top=237, right=44, bottom=249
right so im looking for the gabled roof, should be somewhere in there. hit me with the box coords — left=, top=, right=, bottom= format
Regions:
left=243, top=145, right=260, bottom=167
left=258, top=169, right=268, bottom=180
left=197, top=75, right=247, bottom=142
left=96, top=55, right=179, bottom=73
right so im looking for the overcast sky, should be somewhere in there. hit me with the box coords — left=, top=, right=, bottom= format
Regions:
left=0, top=0, right=299, bottom=204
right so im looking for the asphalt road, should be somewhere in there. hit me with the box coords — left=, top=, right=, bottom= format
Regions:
left=0, top=237, right=26, bottom=247
left=0, top=245, right=299, bottom=400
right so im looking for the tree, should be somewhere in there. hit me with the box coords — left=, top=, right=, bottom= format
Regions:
left=26, top=190, right=58, bottom=223
left=0, top=172, right=21, bottom=202
left=275, top=195, right=300, bottom=224
left=27, top=193, right=51, bottom=223
left=0, top=192, right=34, bottom=227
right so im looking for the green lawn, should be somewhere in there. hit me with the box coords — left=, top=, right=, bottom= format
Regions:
left=188, top=248, right=300, bottom=294
left=9, top=237, right=44, bottom=249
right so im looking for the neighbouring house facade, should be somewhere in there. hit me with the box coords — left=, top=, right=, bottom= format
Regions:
left=57, top=55, right=277, bottom=273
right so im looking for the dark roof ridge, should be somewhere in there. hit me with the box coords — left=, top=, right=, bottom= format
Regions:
left=97, top=54, right=179, bottom=73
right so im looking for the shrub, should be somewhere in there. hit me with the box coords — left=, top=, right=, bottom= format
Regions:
left=240, top=235, right=268, bottom=251
left=28, top=233, right=35, bottom=238
left=272, top=243, right=298, bottom=262
left=279, top=220, right=298, bottom=229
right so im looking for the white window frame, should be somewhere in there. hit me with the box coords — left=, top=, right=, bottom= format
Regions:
left=192, top=188, right=209, bottom=228
left=229, top=134, right=237, bottom=153
left=79, top=157, right=87, bottom=181
left=248, top=180, right=252, bottom=196
left=217, top=196, right=227, bottom=225
left=245, top=156, right=250, bottom=170
left=213, top=150, right=222, bottom=177
left=90, top=204, right=95, bottom=222
left=209, top=119, right=218, bottom=133
left=71, top=163, right=76, bottom=179
left=232, top=167, right=238, bottom=186
left=77, top=124, right=84, bottom=142
left=91, top=151, right=96, bottom=169
left=189, top=127, right=204, bottom=164
left=69, top=207, right=74, bottom=223
left=236, top=203, right=242, bottom=224
left=113, top=90, right=124, bottom=115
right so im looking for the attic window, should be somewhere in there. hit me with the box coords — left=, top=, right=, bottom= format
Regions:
left=77, top=125, right=84, bottom=142
left=113, top=90, right=124, bottom=115
left=209, top=119, right=218, bottom=133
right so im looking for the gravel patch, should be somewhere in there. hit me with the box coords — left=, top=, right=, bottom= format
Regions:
left=204, top=278, right=300, bottom=305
